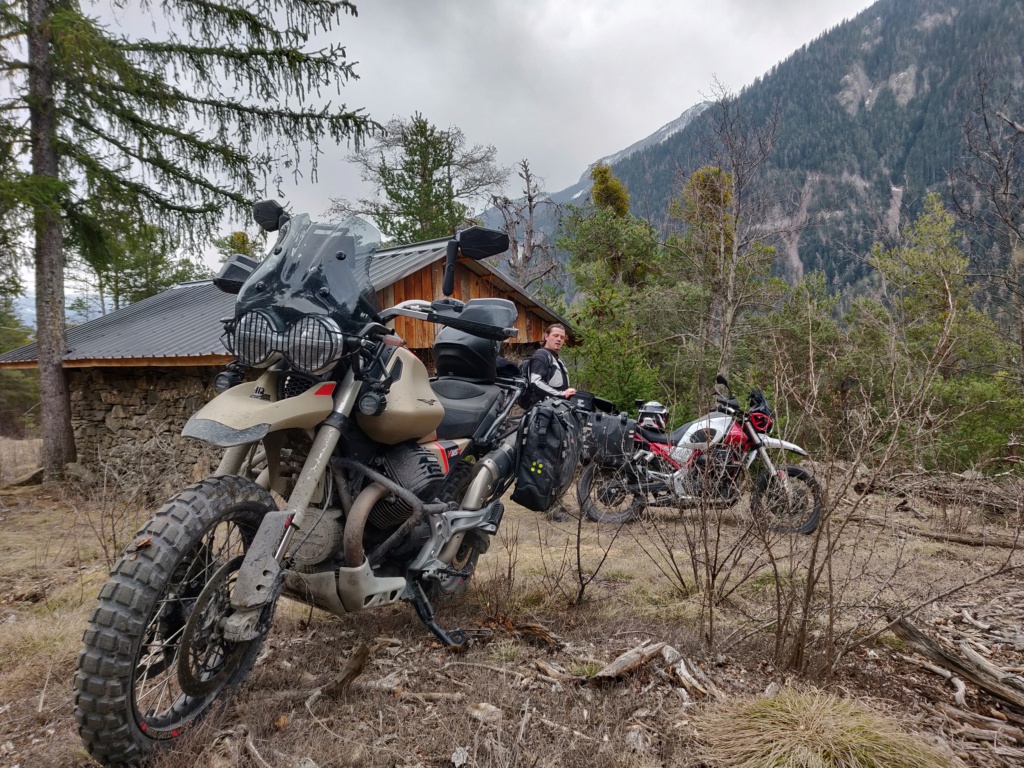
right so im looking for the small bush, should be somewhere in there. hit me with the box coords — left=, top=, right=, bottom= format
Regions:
left=696, top=687, right=960, bottom=768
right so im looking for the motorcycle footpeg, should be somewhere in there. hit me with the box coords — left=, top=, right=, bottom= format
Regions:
left=481, top=500, right=504, bottom=533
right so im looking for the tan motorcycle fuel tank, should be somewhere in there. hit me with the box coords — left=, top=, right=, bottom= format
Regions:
left=356, top=347, right=445, bottom=444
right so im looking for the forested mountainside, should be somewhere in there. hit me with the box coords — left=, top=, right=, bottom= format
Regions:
left=569, top=0, right=1024, bottom=291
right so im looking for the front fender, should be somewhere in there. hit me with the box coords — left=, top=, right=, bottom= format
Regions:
left=182, top=371, right=337, bottom=447
left=757, top=435, right=809, bottom=457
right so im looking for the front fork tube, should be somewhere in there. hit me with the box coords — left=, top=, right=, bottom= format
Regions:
left=276, top=368, right=361, bottom=559
left=224, top=370, right=360, bottom=637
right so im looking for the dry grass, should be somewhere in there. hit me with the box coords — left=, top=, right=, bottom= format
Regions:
left=0, top=464, right=1021, bottom=767
left=696, top=687, right=962, bottom=768
left=0, top=436, right=40, bottom=485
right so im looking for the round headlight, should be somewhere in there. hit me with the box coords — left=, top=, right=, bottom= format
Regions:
left=233, top=310, right=282, bottom=367
left=286, top=315, right=344, bottom=375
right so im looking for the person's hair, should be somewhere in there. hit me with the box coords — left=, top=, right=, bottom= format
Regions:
left=544, top=323, right=567, bottom=336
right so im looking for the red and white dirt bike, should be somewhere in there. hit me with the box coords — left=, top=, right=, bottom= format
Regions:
left=577, top=375, right=821, bottom=532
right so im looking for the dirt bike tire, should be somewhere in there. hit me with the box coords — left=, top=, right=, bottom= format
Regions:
left=74, top=475, right=278, bottom=766
left=577, top=462, right=643, bottom=524
left=428, top=459, right=484, bottom=599
left=751, top=465, right=822, bottom=534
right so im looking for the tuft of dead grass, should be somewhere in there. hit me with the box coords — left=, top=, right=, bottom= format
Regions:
left=696, top=687, right=962, bottom=768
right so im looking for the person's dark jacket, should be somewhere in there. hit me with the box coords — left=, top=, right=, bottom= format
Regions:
left=520, top=347, right=569, bottom=408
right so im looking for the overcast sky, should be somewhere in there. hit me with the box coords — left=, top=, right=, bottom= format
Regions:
left=262, top=0, right=877, bottom=223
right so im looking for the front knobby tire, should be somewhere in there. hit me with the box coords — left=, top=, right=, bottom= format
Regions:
left=751, top=465, right=822, bottom=534
left=577, top=462, right=643, bottom=524
left=74, top=476, right=278, bottom=766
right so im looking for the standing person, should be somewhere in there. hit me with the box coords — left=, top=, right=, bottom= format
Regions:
left=520, top=324, right=576, bottom=523
left=520, top=323, right=576, bottom=408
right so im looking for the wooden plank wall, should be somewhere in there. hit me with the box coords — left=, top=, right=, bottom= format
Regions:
left=376, top=261, right=547, bottom=351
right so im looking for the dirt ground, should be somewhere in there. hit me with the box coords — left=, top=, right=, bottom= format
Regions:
left=1, top=452, right=1023, bottom=768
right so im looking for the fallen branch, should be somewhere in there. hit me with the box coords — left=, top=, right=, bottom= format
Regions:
left=891, top=618, right=1024, bottom=712
left=589, top=641, right=666, bottom=683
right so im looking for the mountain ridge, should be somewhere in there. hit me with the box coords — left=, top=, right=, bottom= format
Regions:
left=540, top=0, right=1024, bottom=291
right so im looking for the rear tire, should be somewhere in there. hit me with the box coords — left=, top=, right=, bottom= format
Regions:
left=429, top=460, right=485, bottom=599
left=577, top=462, right=643, bottom=524
left=751, top=465, right=821, bottom=534
left=74, top=476, right=278, bottom=766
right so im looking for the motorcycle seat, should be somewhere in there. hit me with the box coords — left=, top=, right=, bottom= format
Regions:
left=637, top=425, right=672, bottom=445
left=431, top=377, right=503, bottom=440
left=669, top=420, right=697, bottom=444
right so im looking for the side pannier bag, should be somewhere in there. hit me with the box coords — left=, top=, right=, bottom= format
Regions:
left=511, top=398, right=587, bottom=512
left=587, top=412, right=636, bottom=468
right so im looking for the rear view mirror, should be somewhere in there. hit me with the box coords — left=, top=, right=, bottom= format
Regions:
left=253, top=199, right=289, bottom=232
left=458, top=227, right=509, bottom=260
left=442, top=226, right=510, bottom=296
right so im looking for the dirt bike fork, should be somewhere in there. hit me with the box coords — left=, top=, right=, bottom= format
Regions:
left=223, top=370, right=361, bottom=642
left=408, top=581, right=492, bottom=647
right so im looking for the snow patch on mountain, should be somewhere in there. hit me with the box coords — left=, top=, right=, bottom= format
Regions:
left=581, top=102, right=711, bottom=181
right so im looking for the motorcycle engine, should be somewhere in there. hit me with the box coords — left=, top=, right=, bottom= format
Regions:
left=368, top=442, right=445, bottom=529
left=673, top=448, right=741, bottom=500
left=290, top=508, right=346, bottom=570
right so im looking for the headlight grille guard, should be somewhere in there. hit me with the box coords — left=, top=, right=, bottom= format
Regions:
left=221, top=310, right=346, bottom=376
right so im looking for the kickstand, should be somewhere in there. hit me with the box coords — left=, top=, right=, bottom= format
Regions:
left=409, top=581, right=492, bottom=648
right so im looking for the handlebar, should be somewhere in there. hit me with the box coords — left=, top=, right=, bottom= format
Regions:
left=379, top=299, right=518, bottom=341
left=426, top=310, right=517, bottom=341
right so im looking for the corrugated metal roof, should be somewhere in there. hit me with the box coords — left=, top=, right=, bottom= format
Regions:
left=368, top=238, right=448, bottom=288
left=0, top=281, right=235, bottom=367
left=0, top=237, right=573, bottom=369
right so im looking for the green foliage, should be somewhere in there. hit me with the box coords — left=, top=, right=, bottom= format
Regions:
left=565, top=287, right=660, bottom=411
left=212, top=231, right=266, bottom=263
left=559, top=167, right=661, bottom=410
left=0, top=299, right=39, bottom=435
left=589, top=164, right=630, bottom=217
left=0, top=0, right=374, bottom=246
left=559, top=206, right=659, bottom=290
left=331, top=113, right=508, bottom=243
left=67, top=211, right=212, bottom=314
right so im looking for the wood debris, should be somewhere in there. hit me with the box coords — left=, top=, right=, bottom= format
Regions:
left=588, top=641, right=666, bottom=683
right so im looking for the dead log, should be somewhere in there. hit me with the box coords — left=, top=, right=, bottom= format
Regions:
left=588, top=641, right=665, bottom=683
left=891, top=619, right=1024, bottom=712
left=934, top=702, right=1024, bottom=741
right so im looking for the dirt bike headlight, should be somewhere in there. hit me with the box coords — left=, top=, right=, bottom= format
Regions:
left=229, top=310, right=283, bottom=368
left=286, top=315, right=345, bottom=375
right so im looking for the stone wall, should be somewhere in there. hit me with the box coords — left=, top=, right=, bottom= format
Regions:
left=68, top=366, right=224, bottom=497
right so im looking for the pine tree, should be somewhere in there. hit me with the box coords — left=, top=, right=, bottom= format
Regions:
left=329, top=113, right=508, bottom=243
left=1, top=0, right=374, bottom=478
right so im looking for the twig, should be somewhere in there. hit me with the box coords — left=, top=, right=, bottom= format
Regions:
left=538, top=718, right=595, bottom=741
left=244, top=732, right=275, bottom=768
left=441, top=661, right=525, bottom=682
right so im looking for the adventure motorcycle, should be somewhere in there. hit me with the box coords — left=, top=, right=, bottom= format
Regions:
left=577, top=375, right=821, bottom=532
left=74, top=200, right=530, bottom=766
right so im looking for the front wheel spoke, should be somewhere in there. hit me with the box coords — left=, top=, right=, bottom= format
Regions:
left=136, top=668, right=175, bottom=712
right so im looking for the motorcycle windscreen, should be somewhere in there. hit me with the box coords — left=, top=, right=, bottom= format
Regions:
left=235, top=214, right=381, bottom=333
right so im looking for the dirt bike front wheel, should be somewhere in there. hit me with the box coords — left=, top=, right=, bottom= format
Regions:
left=577, top=462, right=644, bottom=524
left=751, top=465, right=822, bottom=534
left=74, top=476, right=278, bottom=766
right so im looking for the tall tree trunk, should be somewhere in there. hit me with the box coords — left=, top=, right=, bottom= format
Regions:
left=28, top=0, right=76, bottom=479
